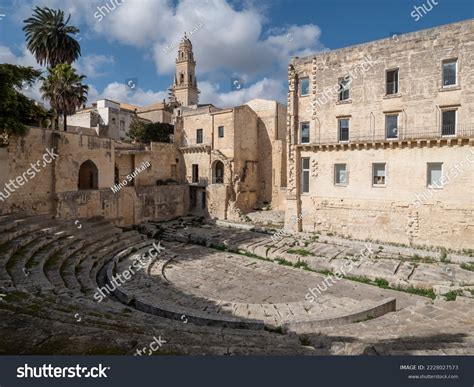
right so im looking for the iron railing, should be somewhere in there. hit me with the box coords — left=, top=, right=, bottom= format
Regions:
left=304, top=123, right=474, bottom=146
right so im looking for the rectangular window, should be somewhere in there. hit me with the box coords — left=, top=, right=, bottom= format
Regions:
left=386, top=69, right=399, bottom=95
left=427, top=163, right=443, bottom=189
left=218, top=126, right=224, bottom=138
left=301, top=157, right=310, bottom=193
left=334, top=164, right=348, bottom=186
left=338, top=119, right=349, bottom=142
left=338, top=77, right=350, bottom=101
left=300, top=122, right=310, bottom=144
left=120, top=120, right=125, bottom=131
left=300, top=77, right=310, bottom=96
left=441, top=110, right=456, bottom=136
left=372, top=163, right=386, bottom=186
left=442, top=59, right=457, bottom=87
left=385, top=115, right=398, bottom=139
left=192, top=164, right=199, bottom=183
left=196, top=129, right=203, bottom=144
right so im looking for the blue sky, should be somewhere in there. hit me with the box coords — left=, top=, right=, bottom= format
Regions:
left=0, top=0, right=472, bottom=108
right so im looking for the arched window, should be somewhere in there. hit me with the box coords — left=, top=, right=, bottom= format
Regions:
left=213, top=161, right=224, bottom=184
left=78, top=160, right=99, bottom=190
left=180, top=73, right=184, bottom=84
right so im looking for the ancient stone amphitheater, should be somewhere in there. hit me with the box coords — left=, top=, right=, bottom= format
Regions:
left=1, top=213, right=473, bottom=355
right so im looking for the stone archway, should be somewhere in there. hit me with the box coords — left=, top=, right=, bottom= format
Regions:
left=78, top=160, right=99, bottom=190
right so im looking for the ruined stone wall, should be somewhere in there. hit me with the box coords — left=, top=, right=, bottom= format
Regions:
left=134, top=143, right=182, bottom=185
left=56, top=131, right=115, bottom=192
left=182, top=151, right=210, bottom=186
left=57, top=185, right=188, bottom=226
left=233, top=106, right=259, bottom=212
left=0, top=128, right=57, bottom=215
left=246, top=99, right=288, bottom=210
left=0, top=128, right=189, bottom=225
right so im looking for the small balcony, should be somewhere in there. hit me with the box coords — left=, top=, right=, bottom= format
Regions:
left=304, top=123, right=474, bottom=146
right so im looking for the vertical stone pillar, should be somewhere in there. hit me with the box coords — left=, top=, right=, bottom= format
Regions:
left=284, top=63, right=302, bottom=233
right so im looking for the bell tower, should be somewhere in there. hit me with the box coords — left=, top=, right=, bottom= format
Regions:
left=172, top=33, right=199, bottom=107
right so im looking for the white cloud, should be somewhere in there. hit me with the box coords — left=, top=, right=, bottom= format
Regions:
left=199, top=77, right=286, bottom=108
left=9, top=0, right=327, bottom=108
left=15, top=0, right=325, bottom=78
left=0, top=45, right=38, bottom=67
left=76, top=54, right=115, bottom=78
left=89, top=82, right=168, bottom=106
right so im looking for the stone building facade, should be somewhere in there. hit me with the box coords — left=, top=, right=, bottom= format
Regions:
left=0, top=128, right=187, bottom=226
left=285, top=20, right=474, bottom=249
left=171, top=35, right=287, bottom=220
left=0, top=34, right=286, bottom=225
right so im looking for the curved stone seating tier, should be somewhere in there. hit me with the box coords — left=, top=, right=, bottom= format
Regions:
left=0, top=214, right=315, bottom=355
left=106, top=241, right=400, bottom=331
left=1, top=214, right=474, bottom=355
left=155, top=221, right=474, bottom=294
left=61, top=230, right=133, bottom=292
left=76, top=234, right=147, bottom=295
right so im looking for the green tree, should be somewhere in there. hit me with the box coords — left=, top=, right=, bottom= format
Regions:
left=40, top=64, right=88, bottom=131
left=128, top=118, right=147, bottom=142
left=23, top=6, right=81, bottom=68
left=0, top=64, right=49, bottom=138
left=128, top=118, right=174, bottom=143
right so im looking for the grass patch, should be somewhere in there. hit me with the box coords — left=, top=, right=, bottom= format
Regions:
left=264, top=325, right=284, bottom=335
left=344, top=275, right=372, bottom=285
left=316, top=269, right=333, bottom=276
left=394, top=285, right=436, bottom=299
left=293, top=260, right=312, bottom=271
left=287, top=248, right=313, bottom=257
left=374, top=278, right=389, bottom=289
left=299, top=335, right=311, bottom=346
left=275, top=258, right=294, bottom=267
left=353, top=315, right=374, bottom=323
left=408, top=254, right=437, bottom=264
left=460, top=262, right=474, bottom=272
left=443, top=290, right=462, bottom=301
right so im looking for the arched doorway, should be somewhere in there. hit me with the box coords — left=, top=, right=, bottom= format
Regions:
left=78, top=160, right=99, bottom=190
left=213, top=161, right=224, bottom=184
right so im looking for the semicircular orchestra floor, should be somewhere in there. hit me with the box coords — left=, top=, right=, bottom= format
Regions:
left=112, top=241, right=426, bottom=331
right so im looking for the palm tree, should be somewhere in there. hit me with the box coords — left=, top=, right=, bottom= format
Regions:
left=23, top=7, right=81, bottom=68
left=40, top=64, right=88, bottom=131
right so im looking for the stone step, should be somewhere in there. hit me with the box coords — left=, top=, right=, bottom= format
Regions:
left=60, top=230, right=134, bottom=291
